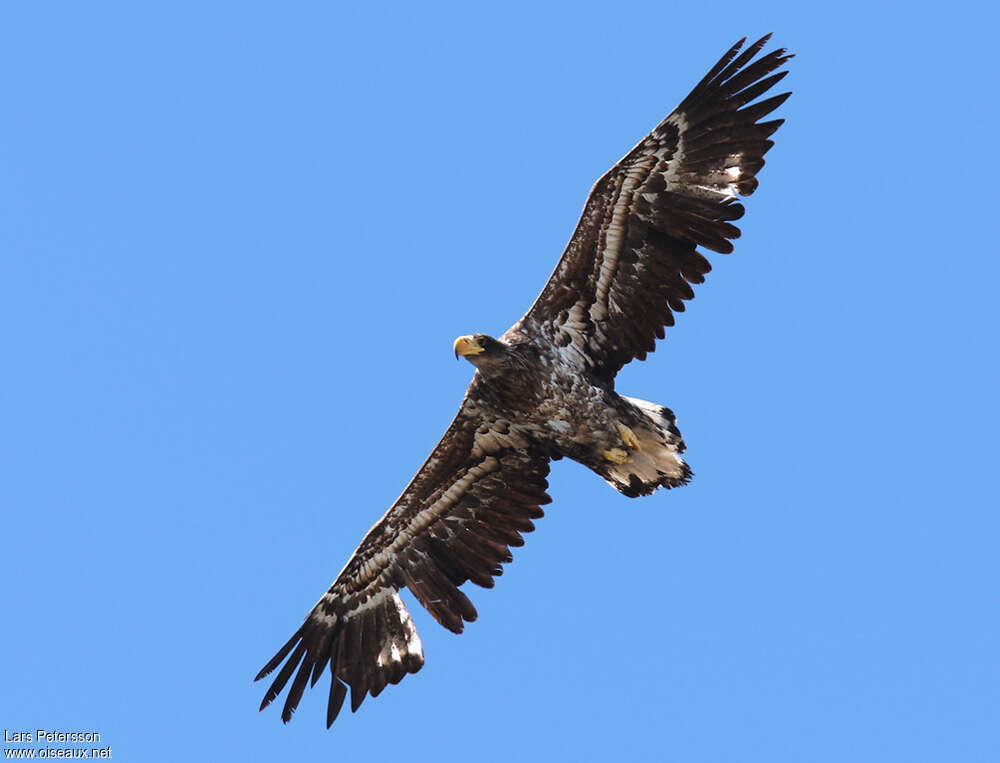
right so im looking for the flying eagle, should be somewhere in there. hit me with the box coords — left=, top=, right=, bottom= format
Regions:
left=256, top=35, right=792, bottom=728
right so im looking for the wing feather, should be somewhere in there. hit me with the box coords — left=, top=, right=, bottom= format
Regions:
left=326, top=666, right=348, bottom=728
left=256, top=382, right=551, bottom=726
left=512, top=35, right=792, bottom=382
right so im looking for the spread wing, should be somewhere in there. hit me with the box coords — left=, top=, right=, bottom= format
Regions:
left=513, top=35, right=792, bottom=383
left=255, top=380, right=551, bottom=727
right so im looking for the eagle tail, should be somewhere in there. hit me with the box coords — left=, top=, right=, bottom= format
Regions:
left=604, top=396, right=691, bottom=497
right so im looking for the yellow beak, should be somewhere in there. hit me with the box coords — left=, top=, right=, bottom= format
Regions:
left=453, top=335, right=485, bottom=358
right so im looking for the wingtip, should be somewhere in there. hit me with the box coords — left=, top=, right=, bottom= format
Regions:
left=742, top=33, right=796, bottom=64
left=254, top=624, right=306, bottom=683
left=350, top=687, right=366, bottom=714
left=253, top=666, right=271, bottom=683
left=327, top=679, right=348, bottom=728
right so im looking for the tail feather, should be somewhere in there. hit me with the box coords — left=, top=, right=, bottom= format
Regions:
left=604, top=396, right=691, bottom=497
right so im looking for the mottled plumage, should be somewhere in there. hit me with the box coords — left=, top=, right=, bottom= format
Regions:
left=256, top=35, right=792, bottom=728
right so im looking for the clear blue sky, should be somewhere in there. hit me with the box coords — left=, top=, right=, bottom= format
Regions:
left=3, top=2, right=997, bottom=761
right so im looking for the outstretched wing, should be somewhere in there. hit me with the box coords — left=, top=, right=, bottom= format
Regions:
left=513, top=35, right=792, bottom=383
left=255, top=381, right=551, bottom=727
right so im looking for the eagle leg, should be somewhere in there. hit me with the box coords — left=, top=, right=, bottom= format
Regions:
left=602, top=447, right=632, bottom=464
left=615, top=423, right=641, bottom=451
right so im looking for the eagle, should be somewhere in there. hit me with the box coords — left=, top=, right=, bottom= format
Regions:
left=256, top=34, right=792, bottom=728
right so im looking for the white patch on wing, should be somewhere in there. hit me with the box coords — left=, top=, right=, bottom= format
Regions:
left=338, top=586, right=390, bottom=620
left=548, top=419, right=571, bottom=434
left=310, top=605, right=338, bottom=626
left=722, top=159, right=745, bottom=195
left=375, top=631, right=404, bottom=669
left=397, top=590, right=423, bottom=660
left=373, top=592, right=419, bottom=669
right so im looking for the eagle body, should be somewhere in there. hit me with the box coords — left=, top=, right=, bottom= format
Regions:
left=463, top=331, right=690, bottom=497
left=256, top=35, right=793, bottom=728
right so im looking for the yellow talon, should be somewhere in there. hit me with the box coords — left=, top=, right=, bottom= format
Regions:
left=603, top=447, right=632, bottom=464
left=615, top=423, right=641, bottom=451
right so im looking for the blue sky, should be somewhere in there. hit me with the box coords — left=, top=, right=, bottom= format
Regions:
left=3, top=2, right=997, bottom=761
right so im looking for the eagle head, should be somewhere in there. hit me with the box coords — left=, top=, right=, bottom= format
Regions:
left=453, top=334, right=506, bottom=366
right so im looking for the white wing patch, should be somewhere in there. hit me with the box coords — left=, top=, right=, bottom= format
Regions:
left=399, top=590, right=423, bottom=658
left=374, top=591, right=422, bottom=668
left=547, top=419, right=571, bottom=435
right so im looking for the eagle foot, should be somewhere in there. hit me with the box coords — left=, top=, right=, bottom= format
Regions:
left=615, top=423, right=641, bottom=451
left=602, top=447, right=632, bottom=464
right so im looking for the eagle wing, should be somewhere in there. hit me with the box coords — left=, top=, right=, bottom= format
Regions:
left=255, top=380, right=551, bottom=726
left=512, top=35, right=792, bottom=382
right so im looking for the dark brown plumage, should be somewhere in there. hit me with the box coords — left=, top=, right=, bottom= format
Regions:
left=256, top=34, right=792, bottom=728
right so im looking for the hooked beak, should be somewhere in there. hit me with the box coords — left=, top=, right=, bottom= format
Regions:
left=453, top=335, right=485, bottom=359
